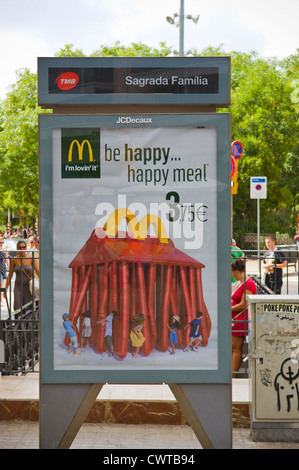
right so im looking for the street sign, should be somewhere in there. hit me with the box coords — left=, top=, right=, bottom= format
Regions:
left=231, top=141, right=243, bottom=159
left=231, top=141, right=242, bottom=195
left=250, top=177, right=267, bottom=199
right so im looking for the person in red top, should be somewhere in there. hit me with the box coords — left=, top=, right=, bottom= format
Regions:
left=231, top=259, right=257, bottom=377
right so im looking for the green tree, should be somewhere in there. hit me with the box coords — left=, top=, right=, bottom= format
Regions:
left=228, top=51, right=299, bottom=236
left=54, top=44, right=86, bottom=57
left=92, top=40, right=172, bottom=57
left=0, top=69, right=49, bottom=216
left=55, top=41, right=172, bottom=58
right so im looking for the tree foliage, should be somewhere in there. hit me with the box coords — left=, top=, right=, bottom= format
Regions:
left=92, top=40, right=172, bottom=57
left=54, top=41, right=173, bottom=58
left=0, top=69, right=49, bottom=215
left=54, top=44, right=85, bottom=57
left=227, top=50, right=299, bottom=236
left=0, top=43, right=298, bottom=236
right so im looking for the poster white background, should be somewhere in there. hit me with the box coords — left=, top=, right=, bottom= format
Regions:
left=52, top=126, right=218, bottom=372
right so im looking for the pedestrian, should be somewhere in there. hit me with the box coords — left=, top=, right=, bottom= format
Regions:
left=27, top=236, right=35, bottom=252
left=231, top=238, right=245, bottom=292
left=294, top=222, right=299, bottom=250
left=5, top=240, right=39, bottom=313
left=231, top=259, right=257, bottom=377
left=0, top=238, right=7, bottom=305
left=263, top=235, right=287, bottom=294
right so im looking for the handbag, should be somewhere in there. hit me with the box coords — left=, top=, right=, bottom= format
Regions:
left=17, top=260, right=40, bottom=295
left=294, top=234, right=299, bottom=241
left=29, top=277, right=40, bottom=295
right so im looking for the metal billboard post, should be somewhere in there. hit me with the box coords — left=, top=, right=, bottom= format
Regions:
left=250, top=177, right=267, bottom=259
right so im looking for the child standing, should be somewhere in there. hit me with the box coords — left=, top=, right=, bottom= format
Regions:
left=184, top=311, right=203, bottom=352
left=80, top=309, right=92, bottom=348
left=167, top=315, right=181, bottom=354
left=62, top=313, right=80, bottom=355
left=130, top=313, right=146, bottom=358
left=97, top=310, right=118, bottom=357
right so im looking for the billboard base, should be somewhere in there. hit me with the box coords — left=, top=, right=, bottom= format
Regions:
left=39, top=382, right=231, bottom=449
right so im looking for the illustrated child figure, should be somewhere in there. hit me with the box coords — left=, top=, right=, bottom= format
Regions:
left=97, top=310, right=118, bottom=357
left=130, top=313, right=146, bottom=358
left=62, top=313, right=80, bottom=355
left=80, top=309, right=92, bottom=348
left=167, top=315, right=181, bottom=354
left=184, top=311, right=203, bottom=352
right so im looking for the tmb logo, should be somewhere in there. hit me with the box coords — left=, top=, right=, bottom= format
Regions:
left=56, top=72, right=79, bottom=90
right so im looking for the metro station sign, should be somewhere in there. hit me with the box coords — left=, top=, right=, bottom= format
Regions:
left=38, top=57, right=230, bottom=107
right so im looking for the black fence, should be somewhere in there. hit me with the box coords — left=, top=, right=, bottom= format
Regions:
left=0, top=301, right=39, bottom=375
left=232, top=247, right=299, bottom=377
left=243, top=246, right=299, bottom=294
left=0, top=251, right=39, bottom=375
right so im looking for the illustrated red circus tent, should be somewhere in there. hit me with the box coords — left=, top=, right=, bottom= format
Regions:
left=65, top=229, right=212, bottom=358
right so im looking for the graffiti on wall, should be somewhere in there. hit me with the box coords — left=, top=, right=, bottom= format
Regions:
left=254, top=304, right=299, bottom=416
left=274, top=357, right=299, bottom=412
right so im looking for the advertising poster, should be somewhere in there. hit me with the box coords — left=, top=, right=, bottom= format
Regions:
left=39, top=114, right=231, bottom=384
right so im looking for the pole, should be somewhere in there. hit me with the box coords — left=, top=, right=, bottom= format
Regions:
left=179, top=0, right=184, bottom=56
left=257, top=199, right=261, bottom=275
left=231, top=194, right=233, bottom=237
left=257, top=199, right=260, bottom=254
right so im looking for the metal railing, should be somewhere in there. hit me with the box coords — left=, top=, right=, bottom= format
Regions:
left=0, top=251, right=39, bottom=375
left=232, top=247, right=299, bottom=377
left=0, top=301, right=39, bottom=375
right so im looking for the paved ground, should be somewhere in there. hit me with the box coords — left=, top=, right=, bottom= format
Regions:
left=1, top=420, right=299, bottom=449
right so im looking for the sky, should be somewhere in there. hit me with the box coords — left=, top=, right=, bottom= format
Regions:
left=0, top=0, right=298, bottom=99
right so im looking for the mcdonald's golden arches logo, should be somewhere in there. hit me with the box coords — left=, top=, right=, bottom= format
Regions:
left=103, top=209, right=168, bottom=244
left=68, top=139, right=94, bottom=162
left=61, top=129, right=101, bottom=179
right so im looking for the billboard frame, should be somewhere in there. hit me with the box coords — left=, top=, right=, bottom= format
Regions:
left=39, top=112, right=231, bottom=386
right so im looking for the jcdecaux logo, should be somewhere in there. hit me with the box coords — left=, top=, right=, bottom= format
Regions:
left=55, top=72, right=79, bottom=90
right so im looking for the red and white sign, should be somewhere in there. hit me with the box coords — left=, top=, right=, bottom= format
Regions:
left=55, top=72, right=79, bottom=91
left=231, top=141, right=243, bottom=159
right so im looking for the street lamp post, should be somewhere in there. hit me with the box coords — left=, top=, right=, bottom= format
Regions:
left=179, top=0, right=184, bottom=57
left=166, top=0, right=199, bottom=56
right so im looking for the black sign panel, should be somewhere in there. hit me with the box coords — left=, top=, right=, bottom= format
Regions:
left=38, top=57, right=230, bottom=106
left=48, top=67, right=218, bottom=95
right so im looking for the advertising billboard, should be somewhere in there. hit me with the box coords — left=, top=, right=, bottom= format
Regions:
left=39, top=113, right=231, bottom=384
